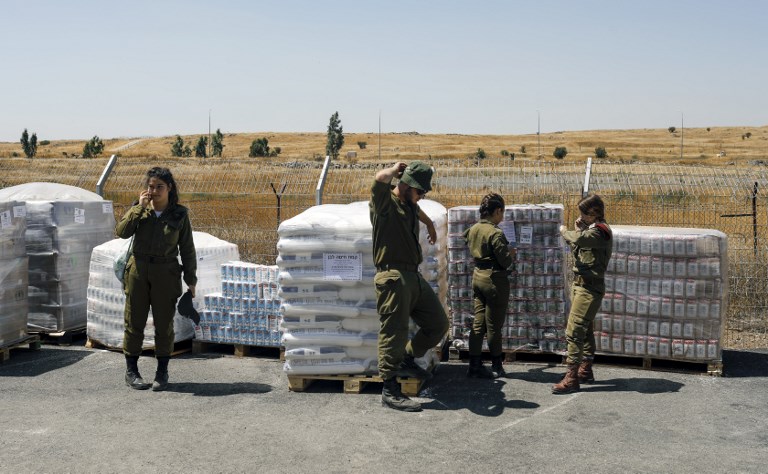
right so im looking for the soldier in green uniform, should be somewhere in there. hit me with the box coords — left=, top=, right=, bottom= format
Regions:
left=552, top=194, right=612, bottom=394
left=463, top=193, right=514, bottom=379
left=116, top=167, right=197, bottom=391
left=370, top=161, right=449, bottom=412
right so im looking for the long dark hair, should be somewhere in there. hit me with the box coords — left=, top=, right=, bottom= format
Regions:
left=578, top=194, right=605, bottom=221
left=479, top=192, right=505, bottom=218
left=145, top=167, right=180, bottom=207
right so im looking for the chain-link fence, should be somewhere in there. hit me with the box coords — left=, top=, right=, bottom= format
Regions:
left=2, top=156, right=767, bottom=349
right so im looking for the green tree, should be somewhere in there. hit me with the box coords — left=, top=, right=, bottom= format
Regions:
left=594, top=146, right=608, bottom=159
left=182, top=145, right=192, bottom=157
left=170, top=135, right=185, bottom=157
left=195, top=136, right=208, bottom=158
left=249, top=137, right=270, bottom=157
left=326, top=111, right=344, bottom=160
left=20, top=129, right=38, bottom=158
left=553, top=146, right=568, bottom=160
left=668, top=126, right=676, bottom=134
left=211, top=129, right=225, bottom=157
left=82, top=135, right=104, bottom=158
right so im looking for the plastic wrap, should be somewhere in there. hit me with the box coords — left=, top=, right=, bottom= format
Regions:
left=595, top=225, right=728, bottom=361
left=0, top=183, right=116, bottom=332
left=0, top=200, right=29, bottom=346
left=86, top=231, right=240, bottom=349
left=278, top=200, right=446, bottom=376
left=448, top=204, right=567, bottom=352
left=195, top=262, right=281, bottom=347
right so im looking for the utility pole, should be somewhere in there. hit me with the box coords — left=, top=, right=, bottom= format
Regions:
left=537, top=110, right=541, bottom=158
left=680, top=112, right=684, bottom=161
left=378, top=110, right=381, bottom=161
left=208, top=109, right=211, bottom=158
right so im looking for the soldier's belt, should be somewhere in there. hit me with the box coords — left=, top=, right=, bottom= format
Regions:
left=573, top=274, right=603, bottom=286
left=133, top=254, right=178, bottom=264
left=376, top=263, right=419, bottom=273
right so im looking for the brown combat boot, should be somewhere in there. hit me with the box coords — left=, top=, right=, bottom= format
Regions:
left=552, top=363, right=580, bottom=394
left=578, top=358, right=595, bottom=384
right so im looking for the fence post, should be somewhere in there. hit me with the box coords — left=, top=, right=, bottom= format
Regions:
left=316, top=155, right=331, bottom=205
left=96, top=154, right=118, bottom=198
left=582, top=156, right=593, bottom=198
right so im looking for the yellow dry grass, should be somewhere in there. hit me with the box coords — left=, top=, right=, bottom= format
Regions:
left=1, top=126, right=766, bottom=166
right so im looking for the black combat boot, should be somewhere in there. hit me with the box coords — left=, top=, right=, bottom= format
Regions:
left=467, top=355, right=496, bottom=379
left=125, top=355, right=151, bottom=390
left=381, top=377, right=422, bottom=412
left=491, top=355, right=506, bottom=378
left=152, top=356, right=170, bottom=392
left=397, top=353, right=433, bottom=380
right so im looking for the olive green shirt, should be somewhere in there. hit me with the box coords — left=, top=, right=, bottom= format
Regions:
left=561, top=222, right=612, bottom=282
left=369, top=180, right=422, bottom=268
left=115, top=203, right=198, bottom=286
left=463, top=219, right=513, bottom=273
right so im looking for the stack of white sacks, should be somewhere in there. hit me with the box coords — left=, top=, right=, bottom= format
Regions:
left=0, top=183, right=115, bottom=332
left=86, top=231, right=239, bottom=349
left=0, top=201, right=28, bottom=346
left=278, top=200, right=448, bottom=376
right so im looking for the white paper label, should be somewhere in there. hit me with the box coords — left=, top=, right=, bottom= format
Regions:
left=13, top=205, right=26, bottom=218
left=519, top=226, right=533, bottom=245
left=102, top=202, right=113, bottom=213
left=499, top=221, right=516, bottom=244
left=0, top=210, right=10, bottom=229
left=74, top=208, right=85, bottom=224
left=323, top=253, right=363, bottom=281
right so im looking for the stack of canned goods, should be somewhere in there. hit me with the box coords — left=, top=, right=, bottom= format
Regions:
left=447, top=204, right=568, bottom=353
left=595, top=226, right=727, bottom=361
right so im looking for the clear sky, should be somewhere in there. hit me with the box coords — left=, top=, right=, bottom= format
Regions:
left=2, top=0, right=765, bottom=142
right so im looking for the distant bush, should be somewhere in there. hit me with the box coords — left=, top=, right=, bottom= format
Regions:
left=475, top=148, right=486, bottom=160
left=668, top=126, right=676, bottom=133
left=82, top=135, right=104, bottom=158
left=249, top=137, right=281, bottom=157
left=594, top=146, right=607, bottom=159
left=706, top=127, right=711, bottom=132
left=500, top=150, right=509, bottom=157
left=553, top=147, right=568, bottom=160
left=357, top=141, right=367, bottom=149
left=195, top=136, right=208, bottom=158
left=39, top=140, right=50, bottom=146
left=520, top=145, right=526, bottom=154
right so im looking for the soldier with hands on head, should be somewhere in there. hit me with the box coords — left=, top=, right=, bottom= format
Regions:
left=370, top=160, right=449, bottom=412
left=463, top=193, right=514, bottom=379
left=116, top=167, right=197, bottom=392
left=552, top=194, right=612, bottom=394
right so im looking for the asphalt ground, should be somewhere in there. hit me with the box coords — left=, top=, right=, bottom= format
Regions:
left=1, top=342, right=767, bottom=474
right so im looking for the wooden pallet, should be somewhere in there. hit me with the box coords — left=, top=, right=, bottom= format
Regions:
left=287, top=373, right=424, bottom=397
left=31, top=327, right=87, bottom=346
left=591, top=353, right=723, bottom=376
left=192, top=340, right=284, bottom=360
left=85, top=337, right=192, bottom=357
left=449, top=347, right=722, bottom=376
left=0, top=335, right=42, bottom=363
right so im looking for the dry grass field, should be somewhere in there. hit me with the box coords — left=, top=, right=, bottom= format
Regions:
left=1, top=126, right=767, bottom=349
left=1, top=125, right=766, bottom=165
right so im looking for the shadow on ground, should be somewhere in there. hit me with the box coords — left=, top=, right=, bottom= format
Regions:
left=723, top=349, right=768, bottom=377
left=420, top=363, right=540, bottom=416
left=0, top=347, right=92, bottom=377
left=164, top=381, right=273, bottom=396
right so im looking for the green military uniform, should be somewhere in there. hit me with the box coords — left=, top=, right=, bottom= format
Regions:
left=561, top=221, right=612, bottom=365
left=463, top=219, right=513, bottom=357
left=370, top=180, right=449, bottom=381
left=116, top=203, right=197, bottom=358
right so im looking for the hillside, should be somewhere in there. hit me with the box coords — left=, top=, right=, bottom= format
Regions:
left=1, top=126, right=766, bottom=166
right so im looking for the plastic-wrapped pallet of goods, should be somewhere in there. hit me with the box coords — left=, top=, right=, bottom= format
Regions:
left=195, top=261, right=281, bottom=347
left=0, top=183, right=116, bottom=332
left=0, top=201, right=29, bottom=346
left=447, top=204, right=567, bottom=353
left=86, top=232, right=239, bottom=350
left=277, top=200, right=447, bottom=376
left=595, top=225, right=727, bottom=363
